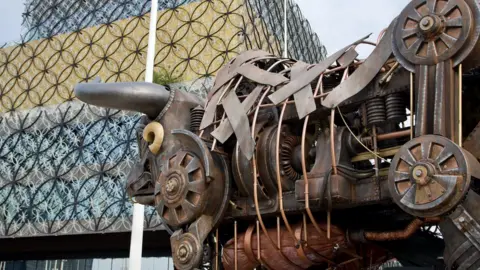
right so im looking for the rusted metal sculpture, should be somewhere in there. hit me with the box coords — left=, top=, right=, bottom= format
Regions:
left=75, top=0, right=480, bottom=268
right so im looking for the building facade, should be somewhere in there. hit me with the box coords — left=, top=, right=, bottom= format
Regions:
left=0, top=0, right=326, bottom=267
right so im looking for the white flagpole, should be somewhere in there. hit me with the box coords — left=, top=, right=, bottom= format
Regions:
left=128, top=0, right=158, bottom=269
left=284, top=0, right=288, bottom=58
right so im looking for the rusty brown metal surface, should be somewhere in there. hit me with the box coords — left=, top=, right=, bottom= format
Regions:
left=222, top=222, right=358, bottom=270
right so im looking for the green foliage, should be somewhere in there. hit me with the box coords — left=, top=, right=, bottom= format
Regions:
left=152, top=68, right=181, bottom=86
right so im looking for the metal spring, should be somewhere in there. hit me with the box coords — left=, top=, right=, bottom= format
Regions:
left=280, top=135, right=301, bottom=181
left=366, top=97, right=386, bottom=126
left=385, top=93, right=406, bottom=123
left=190, top=105, right=205, bottom=132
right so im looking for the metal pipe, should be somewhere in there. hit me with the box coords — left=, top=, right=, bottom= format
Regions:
left=330, top=108, right=337, bottom=175
left=215, top=229, right=219, bottom=270
left=459, top=64, right=463, bottom=147
left=364, top=217, right=441, bottom=241
left=276, top=99, right=300, bottom=245
left=234, top=220, right=238, bottom=270
left=410, top=72, right=414, bottom=139
left=376, top=129, right=410, bottom=141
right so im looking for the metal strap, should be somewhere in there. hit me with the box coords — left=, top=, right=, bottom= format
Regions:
left=337, top=48, right=358, bottom=68
left=210, top=50, right=272, bottom=95
left=447, top=240, right=472, bottom=268
left=237, top=64, right=289, bottom=86
left=222, top=90, right=255, bottom=160
left=291, top=62, right=315, bottom=119
left=211, top=85, right=264, bottom=143
left=268, top=34, right=370, bottom=104
left=458, top=251, right=480, bottom=270
left=452, top=205, right=480, bottom=252
left=322, top=20, right=394, bottom=108
left=200, top=89, right=223, bottom=130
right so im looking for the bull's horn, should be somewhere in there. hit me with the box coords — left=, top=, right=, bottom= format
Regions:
left=74, top=82, right=171, bottom=119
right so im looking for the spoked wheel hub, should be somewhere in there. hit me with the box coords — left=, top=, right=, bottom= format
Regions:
left=388, top=135, right=472, bottom=217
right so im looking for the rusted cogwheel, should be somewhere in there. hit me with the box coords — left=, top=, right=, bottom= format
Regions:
left=172, top=232, right=203, bottom=270
left=393, top=0, right=474, bottom=69
left=154, top=150, right=207, bottom=227
left=388, top=135, right=472, bottom=217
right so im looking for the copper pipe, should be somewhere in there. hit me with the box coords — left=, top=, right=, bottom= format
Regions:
left=276, top=99, right=300, bottom=246
left=251, top=86, right=278, bottom=247
left=376, top=129, right=410, bottom=141
left=299, top=77, right=339, bottom=266
left=330, top=108, right=337, bottom=175
left=256, top=220, right=261, bottom=262
left=410, top=72, right=414, bottom=139
left=372, top=125, right=379, bottom=178
left=234, top=220, right=238, bottom=270
left=303, top=214, right=307, bottom=245
left=215, top=229, right=219, bottom=270
left=377, top=28, right=387, bottom=43
left=327, top=212, right=331, bottom=239
left=364, top=217, right=441, bottom=241
left=459, top=64, right=463, bottom=147
left=277, top=216, right=281, bottom=249
left=251, top=87, right=301, bottom=269
left=302, top=75, right=328, bottom=239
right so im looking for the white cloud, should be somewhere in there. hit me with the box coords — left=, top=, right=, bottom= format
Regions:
left=294, top=0, right=410, bottom=58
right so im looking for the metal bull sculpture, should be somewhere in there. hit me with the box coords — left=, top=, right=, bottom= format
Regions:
left=75, top=0, right=480, bottom=268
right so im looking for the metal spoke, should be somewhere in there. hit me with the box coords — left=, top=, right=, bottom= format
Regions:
left=439, top=32, right=458, bottom=48
left=407, top=8, right=423, bottom=21
left=173, top=151, right=188, bottom=167
left=402, top=27, right=418, bottom=39
left=445, top=17, right=463, bottom=27
left=154, top=183, right=162, bottom=196
left=156, top=200, right=165, bottom=215
left=436, top=147, right=454, bottom=165
left=402, top=148, right=417, bottom=166
left=188, top=180, right=205, bottom=194
left=421, top=141, right=432, bottom=160
left=394, top=171, right=411, bottom=183
left=440, top=0, right=458, bottom=16
left=427, top=41, right=438, bottom=59
left=185, top=156, right=201, bottom=173
left=400, top=184, right=416, bottom=204
left=170, top=208, right=180, bottom=225
left=433, top=174, right=457, bottom=190
left=181, top=200, right=197, bottom=217
left=409, top=38, right=423, bottom=55
left=427, top=0, right=437, bottom=13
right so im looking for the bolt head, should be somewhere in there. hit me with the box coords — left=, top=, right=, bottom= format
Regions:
left=178, top=246, right=188, bottom=258
left=415, top=169, right=423, bottom=177
left=459, top=217, right=466, bottom=223
left=421, top=18, right=430, bottom=26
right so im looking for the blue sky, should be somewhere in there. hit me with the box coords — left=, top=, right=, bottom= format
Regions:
left=0, top=0, right=410, bottom=57
left=0, top=0, right=24, bottom=45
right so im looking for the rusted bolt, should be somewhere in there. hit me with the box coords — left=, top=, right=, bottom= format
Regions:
left=166, top=179, right=178, bottom=194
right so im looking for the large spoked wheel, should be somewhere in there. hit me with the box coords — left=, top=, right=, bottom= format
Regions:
left=393, top=0, right=475, bottom=70
left=388, top=135, right=471, bottom=217
left=154, top=150, right=207, bottom=227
